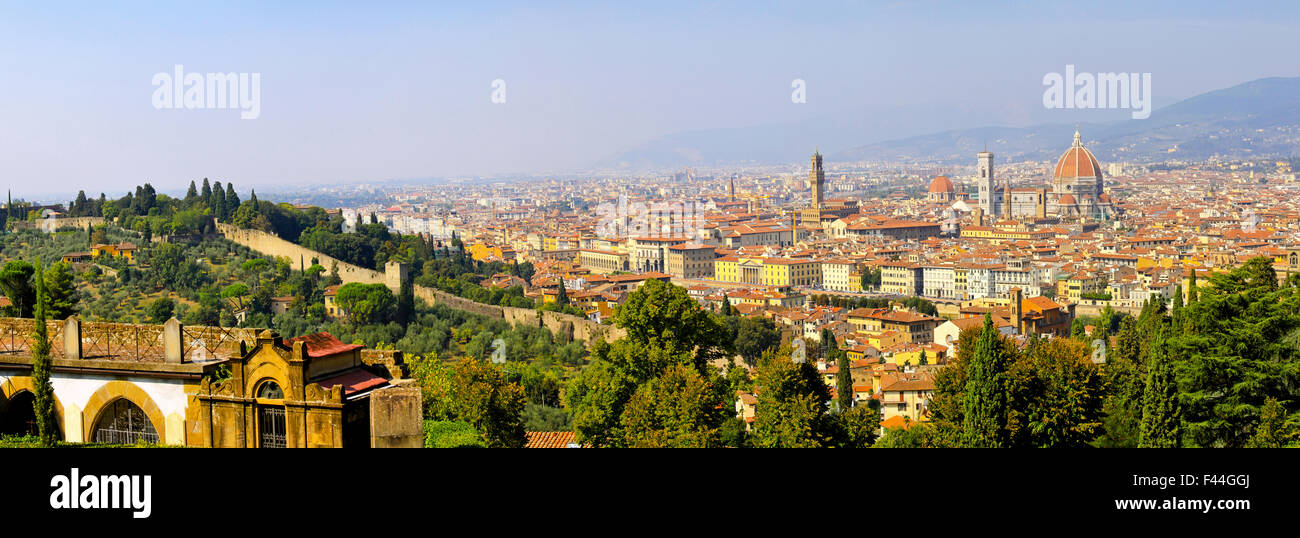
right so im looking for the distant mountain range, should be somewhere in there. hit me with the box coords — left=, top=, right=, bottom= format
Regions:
left=600, top=77, right=1300, bottom=169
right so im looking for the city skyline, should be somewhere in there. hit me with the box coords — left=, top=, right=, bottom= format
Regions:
left=3, top=1, right=1300, bottom=196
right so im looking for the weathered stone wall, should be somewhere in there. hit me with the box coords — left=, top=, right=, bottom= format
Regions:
left=502, top=306, right=626, bottom=343
left=360, top=349, right=407, bottom=379
left=0, top=316, right=257, bottom=363
left=11, top=216, right=105, bottom=231
left=216, top=222, right=386, bottom=285
left=369, top=380, right=423, bottom=448
left=218, top=223, right=625, bottom=345
left=1073, top=303, right=1141, bottom=318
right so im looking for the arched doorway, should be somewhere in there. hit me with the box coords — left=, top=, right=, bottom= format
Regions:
left=0, top=391, right=37, bottom=437
left=255, top=381, right=286, bottom=448
left=91, top=398, right=159, bottom=444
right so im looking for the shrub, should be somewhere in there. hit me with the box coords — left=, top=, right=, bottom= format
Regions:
left=423, top=420, right=486, bottom=448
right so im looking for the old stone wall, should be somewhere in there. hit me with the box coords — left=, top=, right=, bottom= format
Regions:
left=0, top=316, right=257, bottom=363
left=216, top=222, right=386, bottom=285
left=12, top=216, right=105, bottom=231
left=217, top=223, right=623, bottom=345
left=369, top=380, right=423, bottom=448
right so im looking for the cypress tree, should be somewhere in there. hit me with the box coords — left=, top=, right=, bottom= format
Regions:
left=212, top=181, right=226, bottom=220
left=720, top=295, right=734, bottom=316
left=225, top=183, right=240, bottom=213
left=1098, top=315, right=1146, bottom=447
left=1170, top=284, right=1183, bottom=330
left=1138, top=327, right=1181, bottom=448
left=1187, top=269, right=1198, bottom=304
left=31, top=258, right=57, bottom=446
left=835, top=354, right=853, bottom=412
left=1070, top=318, right=1086, bottom=340
left=962, top=313, right=1009, bottom=447
left=396, top=277, right=414, bottom=327
left=74, top=191, right=88, bottom=216
left=185, top=180, right=199, bottom=202
left=555, top=281, right=569, bottom=306
left=201, top=177, right=212, bottom=201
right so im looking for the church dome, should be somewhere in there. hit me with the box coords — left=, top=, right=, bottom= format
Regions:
left=928, top=175, right=955, bottom=193
left=1053, top=130, right=1103, bottom=179
left=1058, top=193, right=1077, bottom=205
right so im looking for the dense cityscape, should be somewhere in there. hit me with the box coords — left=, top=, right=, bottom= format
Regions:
left=2, top=124, right=1297, bottom=450
left=10, top=2, right=1300, bottom=526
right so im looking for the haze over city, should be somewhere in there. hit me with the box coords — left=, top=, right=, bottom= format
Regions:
left=3, top=0, right=1300, bottom=198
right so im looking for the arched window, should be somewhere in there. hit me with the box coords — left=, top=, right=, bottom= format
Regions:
left=0, top=391, right=37, bottom=437
left=256, top=381, right=286, bottom=448
left=93, top=399, right=158, bottom=445
left=257, top=381, right=284, bottom=399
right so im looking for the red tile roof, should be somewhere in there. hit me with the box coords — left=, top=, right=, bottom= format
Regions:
left=314, top=368, right=388, bottom=396
left=525, top=431, right=581, bottom=448
left=284, top=332, right=365, bottom=358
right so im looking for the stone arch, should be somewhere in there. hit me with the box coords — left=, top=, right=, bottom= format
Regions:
left=248, top=374, right=290, bottom=448
left=82, top=380, right=166, bottom=443
left=0, top=376, right=65, bottom=437
left=244, top=363, right=290, bottom=401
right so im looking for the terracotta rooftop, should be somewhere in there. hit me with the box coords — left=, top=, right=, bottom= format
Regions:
left=284, top=332, right=365, bottom=358
left=314, top=368, right=388, bottom=396
left=525, top=431, right=581, bottom=448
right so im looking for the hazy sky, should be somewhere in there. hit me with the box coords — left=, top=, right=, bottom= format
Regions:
left=2, top=1, right=1298, bottom=199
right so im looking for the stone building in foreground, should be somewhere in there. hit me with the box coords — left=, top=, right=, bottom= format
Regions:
left=0, top=317, right=421, bottom=448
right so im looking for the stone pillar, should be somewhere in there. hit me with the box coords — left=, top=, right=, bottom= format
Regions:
left=369, top=381, right=423, bottom=448
left=164, top=317, right=183, bottom=363
left=63, top=316, right=82, bottom=360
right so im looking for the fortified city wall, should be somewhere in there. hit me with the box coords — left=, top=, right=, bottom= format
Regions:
left=216, top=222, right=386, bottom=285
left=217, top=223, right=624, bottom=344
left=11, top=216, right=106, bottom=231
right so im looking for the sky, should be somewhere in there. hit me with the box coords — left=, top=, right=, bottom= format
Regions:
left=1, top=0, right=1298, bottom=199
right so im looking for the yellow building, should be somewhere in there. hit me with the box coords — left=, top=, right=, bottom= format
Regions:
left=847, top=307, right=943, bottom=345
left=91, top=242, right=137, bottom=263
left=469, top=243, right=505, bottom=262
left=715, top=256, right=819, bottom=287
left=762, top=258, right=821, bottom=287
left=1060, top=272, right=1107, bottom=300
left=578, top=249, right=629, bottom=273
left=879, top=373, right=935, bottom=423
left=0, top=317, right=420, bottom=448
left=959, top=226, right=1054, bottom=243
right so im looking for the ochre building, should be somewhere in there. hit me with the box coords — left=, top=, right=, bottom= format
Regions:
left=0, top=317, right=421, bottom=448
